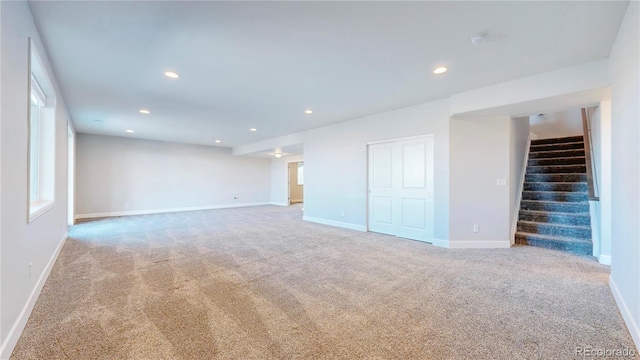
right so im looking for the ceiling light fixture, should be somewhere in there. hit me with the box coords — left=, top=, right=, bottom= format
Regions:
left=274, top=152, right=282, bottom=158
left=433, top=67, right=448, bottom=74
left=164, top=71, right=179, bottom=79
left=250, top=128, right=257, bottom=132
left=470, top=33, right=488, bottom=45
left=215, top=140, right=221, bottom=143
left=139, top=109, right=150, bottom=114
left=304, top=110, right=313, bottom=114
left=126, top=129, right=135, bottom=133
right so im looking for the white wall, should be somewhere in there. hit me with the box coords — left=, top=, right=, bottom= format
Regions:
left=1, top=2, right=71, bottom=357
left=449, top=117, right=512, bottom=247
left=270, top=155, right=304, bottom=206
left=608, top=1, right=640, bottom=350
left=509, top=117, right=531, bottom=241
left=76, top=134, right=272, bottom=217
left=528, top=108, right=583, bottom=139
left=303, top=99, right=451, bottom=239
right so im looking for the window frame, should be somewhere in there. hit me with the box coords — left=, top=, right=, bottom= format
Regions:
left=27, top=38, right=56, bottom=223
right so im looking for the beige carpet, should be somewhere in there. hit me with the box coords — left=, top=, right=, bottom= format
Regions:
left=10, top=205, right=637, bottom=359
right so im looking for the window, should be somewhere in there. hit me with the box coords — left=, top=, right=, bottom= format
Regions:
left=297, top=162, right=304, bottom=185
left=28, top=40, right=56, bottom=222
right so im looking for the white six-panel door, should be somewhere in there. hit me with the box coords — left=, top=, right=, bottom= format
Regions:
left=368, top=135, right=434, bottom=242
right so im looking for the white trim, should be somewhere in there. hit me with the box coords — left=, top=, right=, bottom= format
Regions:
left=366, top=133, right=432, bottom=145
left=589, top=200, right=601, bottom=258
left=0, top=232, right=68, bottom=360
left=303, top=216, right=367, bottom=232
left=511, top=133, right=533, bottom=245
left=448, top=240, right=512, bottom=249
left=431, top=238, right=449, bottom=248
left=598, top=254, right=611, bottom=265
left=270, top=201, right=288, bottom=207
left=609, top=275, right=640, bottom=350
left=28, top=200, right=55, bottom=222
left=75, top=202, right=270, bottom=220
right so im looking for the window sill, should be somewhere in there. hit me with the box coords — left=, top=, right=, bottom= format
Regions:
left=29, top=200, right=54, bottom=223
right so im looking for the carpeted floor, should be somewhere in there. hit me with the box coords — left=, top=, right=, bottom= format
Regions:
left=10, top=205, right=637, bottom=359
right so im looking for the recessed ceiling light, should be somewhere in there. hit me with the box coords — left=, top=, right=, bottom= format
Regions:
left=126, top=129, right=135, bottom=133
left=433, top=67, right=448, bottom=74
left=250, top=128, right=257, bottom=132
left=304, top=110, right=313, bottom=114
left=215, top=140, right=221, bottom=143
left=139, top=109, right=150, bottom=114
left=164, top=71, right=179, bottom=79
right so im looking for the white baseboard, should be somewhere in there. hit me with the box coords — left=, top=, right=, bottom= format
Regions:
left=0, top=232, right=68, bottom=360
left=609, top=275, right=640, bottom=351
left=599, top=254, right=611, bottom=265
left=448, top=240, right=512, bottom=249
left=431, top=238, right=449, bottom=248
left=303, top=216, right=367, bottom=232
left=75, top=202, right=271, bottom=220
left=270, top=202, right=288, bottom=206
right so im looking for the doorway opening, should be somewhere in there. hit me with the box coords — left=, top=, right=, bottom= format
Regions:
left=288, top=161, right=304, bottom=205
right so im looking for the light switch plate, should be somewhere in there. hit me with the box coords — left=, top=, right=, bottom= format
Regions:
left=496, top=179, right=508, bottom=187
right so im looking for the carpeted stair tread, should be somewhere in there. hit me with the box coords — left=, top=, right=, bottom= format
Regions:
left=528, top=149, right=585, bottom=159
left=517, top=220, right=592, bottom=239
left=528, top=156, right=586, bottom=166
left=522, top=190, right=588, bottom=202
left=519, top=210, right=591, bottom=226
left=525, top=173, right=587, bottom=183
left=531, top=136, right=584, bottom=145
left=530, top=141, right=585, bottom=152
left=523, top=182, right=588, bottom=192
left=520, top=199, right=590, bottom=213
left=526, top=164, right=586, bottom=174
left=515, top=232, right=593, bottom=255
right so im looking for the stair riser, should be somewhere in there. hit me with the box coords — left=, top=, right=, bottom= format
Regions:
left=523, top=182, right=588, bottom=192
left=531, top=136, right=584, bottom=146
left=528, top=157, right=586, bottom=166
left=529, top=149, right=585, bottom=159
left=531, top=142, right=584, bottom=152
left=522, top=192, right=588, bottom=202
left=518, top=212, right=591, bottom=226
left=527, top=165, right=586, bottom=174
left=518, top=222, right=592, bottom=239
left=520, top=201, right=589, bottom=213
left=525, top=174, right=587, bottom=183
left=515, top=234, right=592, bottom=255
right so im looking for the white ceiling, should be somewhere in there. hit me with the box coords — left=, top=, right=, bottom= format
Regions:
left=29, top=1, right=628, bottom=148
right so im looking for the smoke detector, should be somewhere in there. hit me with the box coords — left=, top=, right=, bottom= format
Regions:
left=470, top=33, right=488, bottom=45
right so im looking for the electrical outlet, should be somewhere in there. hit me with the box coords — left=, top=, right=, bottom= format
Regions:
left=200, top=200, right=204, bottom=204
left=341, top=210, right=345, bottom=217
left=125, top=203, right=130, bottom=208
left=473, top=224, right=479, bottom=233
left=29, top=263, right=33, bottom=279
left=496, top=179, right=508, bottom=187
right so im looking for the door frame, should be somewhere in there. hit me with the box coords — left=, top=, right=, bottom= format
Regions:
left=67, top=121, right=75, bottom=226
left=286, top=160, right=303, bottom=205
left=366, top=133, right=434, bottom=237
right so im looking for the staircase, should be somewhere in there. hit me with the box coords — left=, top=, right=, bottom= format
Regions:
left=515, top=135, right=593, bottom=256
